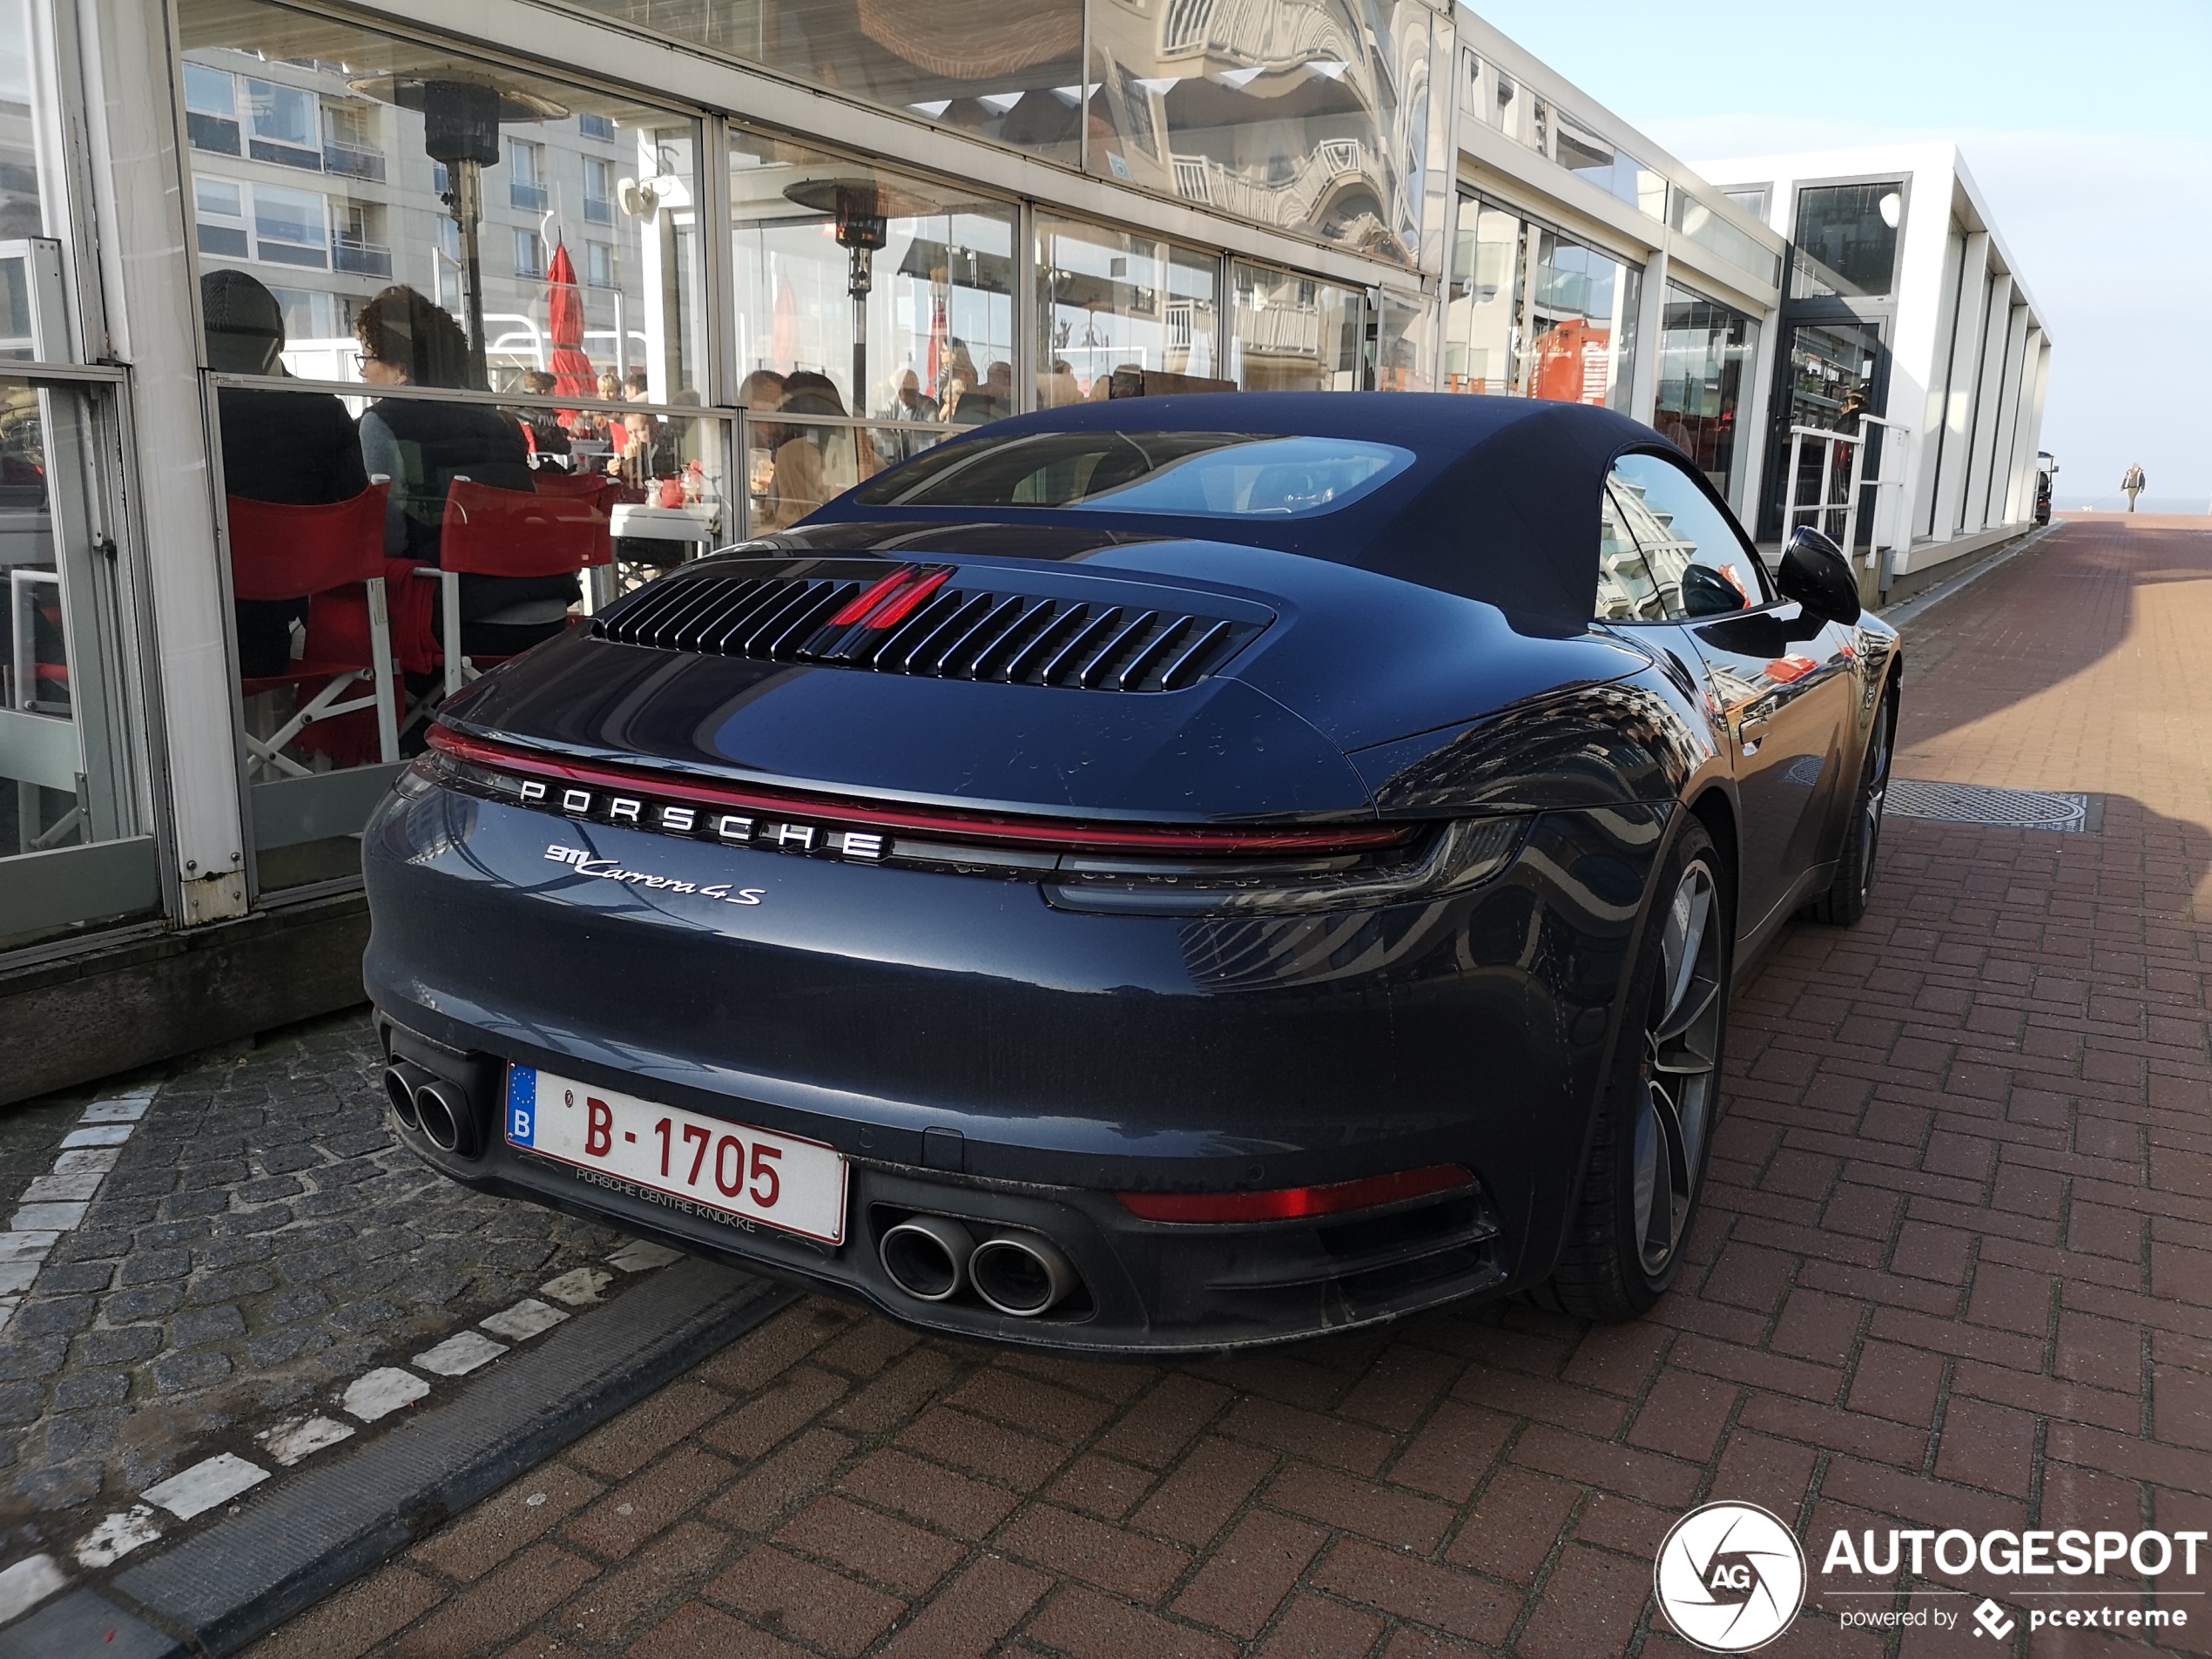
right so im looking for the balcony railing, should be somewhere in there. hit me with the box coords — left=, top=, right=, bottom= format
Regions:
left=333, top=236, right=392, bottom=278
left=323, top=144, right=386, bottom=183
left=248, top=138, right=321, bottom=172
left=509, top=180, right=548, bottom=212
left=186, top=112, right=239, bottom=156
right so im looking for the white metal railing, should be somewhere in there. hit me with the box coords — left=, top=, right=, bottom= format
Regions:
left=1784, top=415, right=1914, bottom=573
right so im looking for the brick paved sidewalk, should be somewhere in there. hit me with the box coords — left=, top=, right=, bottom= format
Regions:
left=245, top=518, right=2212, bottom=1659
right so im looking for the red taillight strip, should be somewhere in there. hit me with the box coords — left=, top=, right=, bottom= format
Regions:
left=427, top=725, right=1416, bottom=856
left=827, top=566, right=916, bottom=626
left=865, top=568, right=952, bottom=630
left=1117, top=1165, right=1475, bottom=1224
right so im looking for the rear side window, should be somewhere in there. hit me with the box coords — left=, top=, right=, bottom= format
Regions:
left=854, top=431, right=1414, bottom=520
left=1605, top=452, right=1770, bottom=619
left=1597, top=485, right=1666, bottom=621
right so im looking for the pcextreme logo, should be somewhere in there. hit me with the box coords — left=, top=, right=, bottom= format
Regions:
left=1655, top=1502, right=1806, bottom=1652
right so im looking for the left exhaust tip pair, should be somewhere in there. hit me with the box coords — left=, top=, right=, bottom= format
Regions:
left=384, top=1060, right=478, bottom=1157
left=879, top=1213, right=1082, bottom=1317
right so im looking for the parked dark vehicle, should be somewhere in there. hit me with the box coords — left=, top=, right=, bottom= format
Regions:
left=362, top=394, right=1899, bottom=1353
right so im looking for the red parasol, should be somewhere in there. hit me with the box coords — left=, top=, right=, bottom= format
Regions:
left=545, top=240, right=596, bottom=427
left=927, top=291, right=948, bottom=401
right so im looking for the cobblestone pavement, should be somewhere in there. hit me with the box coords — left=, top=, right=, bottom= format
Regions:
left=0, top=1012, right=633, bottom=1550
left=233, top=518, right=2209, bottom=1658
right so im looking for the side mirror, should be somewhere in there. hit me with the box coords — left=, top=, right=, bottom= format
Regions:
left=1777, top=526, right=1861, bottom=624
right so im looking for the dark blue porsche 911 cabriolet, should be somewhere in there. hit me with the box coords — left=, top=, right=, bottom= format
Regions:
left=362, top=392, right=1898, bottom=1353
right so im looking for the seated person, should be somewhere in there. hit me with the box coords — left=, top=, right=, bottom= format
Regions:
left=202, top=270, right=369, bottom=677
left=353, top=285, right=575, bottom=658
left=607, top=409, right=677, bottom=490
left=515, top=368, right=571, bottom=463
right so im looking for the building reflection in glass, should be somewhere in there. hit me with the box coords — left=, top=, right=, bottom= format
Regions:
left=726, top=127, right=1016, bottom=427
left=556, top=0, right=1085, bottom=168
left=1035, top=217, right=1220, bottom=402
left=1228, top=262, right=1364, bottom=392
left=1655, top=283, right=1757, bottom=510
left=179, top=0, right=705, bottom=401
left=1443, top=196, right=1637, bottom=410
left=1087, top=0, right=1438, bottom=270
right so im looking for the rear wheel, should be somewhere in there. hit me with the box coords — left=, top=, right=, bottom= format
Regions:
left=1543, top=819, right=1730, bottom=1322
left=1802, top=681, right=1897, bottom=926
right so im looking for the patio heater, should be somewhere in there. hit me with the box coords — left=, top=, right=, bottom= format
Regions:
left=351, top=77, right=567, bottom=387
left=782, top=179, right=906, bottom=408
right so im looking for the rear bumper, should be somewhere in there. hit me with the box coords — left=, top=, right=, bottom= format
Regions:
left=363, top=784, right=1664, bottom=1352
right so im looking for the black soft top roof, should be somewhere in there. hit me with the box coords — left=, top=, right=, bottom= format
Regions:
left=805, top=391, right=1675, bottom=637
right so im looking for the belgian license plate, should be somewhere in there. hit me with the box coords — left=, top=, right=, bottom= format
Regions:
left=506, top=1068, right=846, bottom=1244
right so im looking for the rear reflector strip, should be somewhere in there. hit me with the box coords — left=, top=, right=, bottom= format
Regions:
left=1116, top=1165, right=1476, bottom=1223
left=426, top=726, right=1417, bottom=858
left=828, top=567, right=920, bottom=627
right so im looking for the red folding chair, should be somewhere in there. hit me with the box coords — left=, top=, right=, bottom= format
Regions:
left=226, top=483, right=396, bottom=778
left=527, top=470, right=624, bottom=611
left=426, top=477, right=612, bottom=699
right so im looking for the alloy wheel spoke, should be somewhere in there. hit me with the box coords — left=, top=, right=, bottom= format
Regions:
left=1661, top=873, right=1712, bottom=1017
left=1651, top=976, right=1720, bottom=1075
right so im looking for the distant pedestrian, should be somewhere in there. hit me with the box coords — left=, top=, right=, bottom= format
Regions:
left=2123, top=463, right=2146, bottom=512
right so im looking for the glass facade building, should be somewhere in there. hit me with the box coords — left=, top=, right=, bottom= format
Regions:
left=7, top=0, right=1898, bottom=1099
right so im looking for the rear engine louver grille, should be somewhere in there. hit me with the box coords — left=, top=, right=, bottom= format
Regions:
left=591, top=572, right=1260, bottom=692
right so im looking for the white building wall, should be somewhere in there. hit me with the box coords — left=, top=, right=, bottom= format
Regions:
left=1687, top=144, right=2051, bottom=572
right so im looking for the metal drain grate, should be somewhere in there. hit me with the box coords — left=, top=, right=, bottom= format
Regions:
left=1887, top=779, right=2100, bottom=833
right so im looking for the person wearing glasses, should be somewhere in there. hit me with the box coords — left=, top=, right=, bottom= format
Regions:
left=202, top=268, right=369, bottom=676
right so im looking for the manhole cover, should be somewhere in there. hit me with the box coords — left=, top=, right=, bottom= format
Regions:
left=1888, top=779, right=2100, bottom=833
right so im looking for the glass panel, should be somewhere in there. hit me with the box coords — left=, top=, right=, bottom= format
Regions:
left=1526, top=230, right=1637, bottom=410
left=1089, top=0, right=1433, bottom=269
left=1672, top=192, right=1783, bottom=289
left=1791, top=181, right=1905, bottom=300
left=1229, top=262, right=1364, bottom=392
left=1595, top=482, right=1662, bottom=622
left=1035, top=215, right=1223, bottom=406
left=1548, top=110, right=1664, bottom=219
left=1443, top=199, right=1523, bottom=395
left=1765, top=317, right=1882, bottom=540
left=556, top=0, right=1082, bottom=166
left=0, top=379, right=157, bottom=948
left=855, top=431, right=1412, bottom=516
left=1656, top=281, right=1757, bottom=509
left=1610, top=452, right=1765, bottom=620
left=748, top=415, right=952, bottom=533
left=1373, top=290, right=1433, bottom=393
left=0, top=0, right=50, bottom=240
left=179, top=0, right=706, bottom=401
left=211, top=368, right=737, bottom=889
left=728, top=126, right=1017, bottom=425
left=1720, top=185, right=1768, bottom=220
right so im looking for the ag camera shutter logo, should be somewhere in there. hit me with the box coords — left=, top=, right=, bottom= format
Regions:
left=1655, top=1501, right=1806, bottom=1652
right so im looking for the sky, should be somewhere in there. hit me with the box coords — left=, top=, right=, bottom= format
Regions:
left=1467, top=0, right=2212, bottom=510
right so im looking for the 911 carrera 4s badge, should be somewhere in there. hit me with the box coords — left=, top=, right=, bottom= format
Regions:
left=543, top=843, right=766, bottom=905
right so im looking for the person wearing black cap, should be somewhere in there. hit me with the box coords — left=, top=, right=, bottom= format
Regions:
left=202, top=269, right=369, bottom=676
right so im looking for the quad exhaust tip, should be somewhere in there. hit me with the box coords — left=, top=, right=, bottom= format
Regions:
left=879, top=1214, right=975, bottom=1302
left=382, top=1061, right=477, bottom=1157
left=880, top=1216, right=1082, bottom=1317
left=969, top=1230, right=1079, bottom=1317
left=383, top=1062, right=429, bottom=1131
